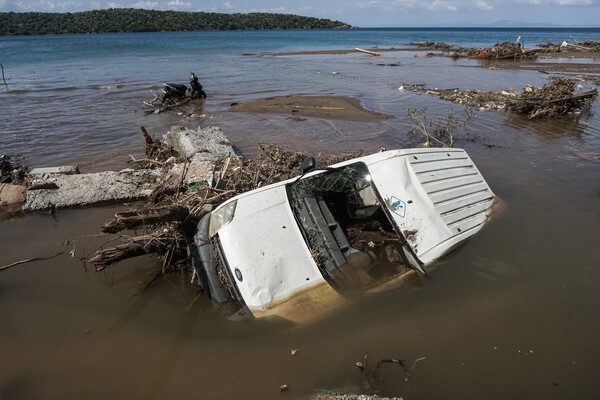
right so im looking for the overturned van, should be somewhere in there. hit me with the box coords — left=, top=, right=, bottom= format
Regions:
left=188, top=148, right=497, bottom=323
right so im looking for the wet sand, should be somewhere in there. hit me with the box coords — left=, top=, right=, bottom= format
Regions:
left=465, top=60, right=600, bottom=74
left=271, top=47, right=600, bottom=74
left=229, top=95, right=394, bottom=120
left=269, top=48, right=411, bottom=56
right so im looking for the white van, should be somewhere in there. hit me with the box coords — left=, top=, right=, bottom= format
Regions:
left=188, top=148, right=497, bottom=323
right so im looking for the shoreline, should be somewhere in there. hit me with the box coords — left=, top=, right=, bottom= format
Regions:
left=269, top=47, right=600, bottom=74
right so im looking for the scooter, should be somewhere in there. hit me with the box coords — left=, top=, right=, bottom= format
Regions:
left=161, top=82, right=188, bottom=103
left=189, top=72, right=206, bottom=99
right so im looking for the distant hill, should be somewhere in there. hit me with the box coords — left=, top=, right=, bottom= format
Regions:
left=487, top=20, right=562, bottom=28
left=0, top=9, right=351, bottom=36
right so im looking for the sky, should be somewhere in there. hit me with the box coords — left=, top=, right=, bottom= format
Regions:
left=1, top=0, right=599, bottom=27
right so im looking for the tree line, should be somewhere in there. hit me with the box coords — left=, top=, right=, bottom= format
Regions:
left=0, top=8, right=351, bottom=36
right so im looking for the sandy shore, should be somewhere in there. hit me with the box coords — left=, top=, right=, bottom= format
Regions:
left=229, top=95, right=394, bottom=120
left=269, top=47, right=600, bottom=74
left=464, top=58, right=600, bottom=74
left=269, top=48, right=410, bottom=56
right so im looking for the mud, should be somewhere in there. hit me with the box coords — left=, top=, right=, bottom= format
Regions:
left=229, top=95, right=393, bottom=121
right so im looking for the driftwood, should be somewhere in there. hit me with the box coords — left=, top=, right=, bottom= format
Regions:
left=355, top=47, right=381, bottom=56
left=508, top=79, right=598, bottom=119
left=144, top=98, right=190, bottom=114
left=416, top=77, right=598, bottom=119
left=89, top=232, right=174, bottom=270
left=102, top=205, right=190, bottom=233
left=88, top=145, right=365, bottom=272
left=128, top=154, right=164, bottom=167
left=0, top=252, right=64, bottom=272
left=409, top=41, right=453, bottom=50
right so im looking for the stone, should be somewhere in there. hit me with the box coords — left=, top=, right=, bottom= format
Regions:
left=29, top=165, right=80, bottom=180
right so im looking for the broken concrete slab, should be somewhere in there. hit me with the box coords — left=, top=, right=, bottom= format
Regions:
left=17, top=126, right=236, bottom=212
left=24, top=169, right=162, bottom=211
left=163, top=126, right=235, bottom=160
left=163, top=159, right=213, bottom=186
left=29, top=165, right=80, bottom=180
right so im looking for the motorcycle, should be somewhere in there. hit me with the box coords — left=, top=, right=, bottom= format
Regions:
left=160, top=72, right=206, bottom=103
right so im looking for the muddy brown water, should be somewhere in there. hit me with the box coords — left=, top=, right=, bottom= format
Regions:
left=2, top=50, right=600, bottom=399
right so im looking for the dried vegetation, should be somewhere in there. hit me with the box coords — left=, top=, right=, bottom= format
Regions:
left=410, top=39, right=600, bottom=60
left=0, top=155, right=30, bottom=186
left=88, top=145, right=365, bottom=278
left=412, top=77, right=598, bottom=119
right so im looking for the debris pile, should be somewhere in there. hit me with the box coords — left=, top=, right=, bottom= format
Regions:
left=537, top=39, right=600, bottom=52
left=88, top=144, right=366, bottom=274
left=408, top=38, right=600, bottom=60
left=507, top=77, right=598, bottom=118
left=413, top=77, right=598, bottom=119
left=454, top=42, right=539, bottom=60
left=409, top=41, right=453, bottom=50
left=0, top=155, right=30, bottom=185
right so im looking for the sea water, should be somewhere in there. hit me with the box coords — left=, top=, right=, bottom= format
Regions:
left=1, top=27, right=600, bottom=166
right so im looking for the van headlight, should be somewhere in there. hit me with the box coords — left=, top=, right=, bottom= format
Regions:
left=209, top=201, right=237, bottom=237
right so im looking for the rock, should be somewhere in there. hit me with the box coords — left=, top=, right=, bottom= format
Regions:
left=0, top=183, right=26, bottom=210
left=163, top=126, right=235, bottom=160
left=29, top=165, right=80, bottom=180
left=164, top=160, right=213, bottom=186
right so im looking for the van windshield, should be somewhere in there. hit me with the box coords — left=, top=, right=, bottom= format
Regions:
left=288, top=162, right=411, bottom=293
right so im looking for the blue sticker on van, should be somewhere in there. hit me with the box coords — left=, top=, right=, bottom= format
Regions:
left=390, top=197, right=407, bottom=218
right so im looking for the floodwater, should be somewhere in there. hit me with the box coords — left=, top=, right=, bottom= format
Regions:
left=1, top=30, right=600, bottom=399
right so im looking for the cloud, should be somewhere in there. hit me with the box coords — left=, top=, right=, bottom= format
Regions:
left=354, top=0, right=382, bottom=8
left=12, top=0, right=81, bottom=11
left=131, top=0, right=157, bottom=7
left=167, top=0, right=190, bottom=9
left=513, top=0, right=593, bottom=4
left=474, top=0, right=493, bottom=10
left=106, top=1, right=120, bottom=7
left=223, top=1, right=233, bottom=9
left=426, top=0, right=458, bottom=11
left=196, top=5, right=217, bottom=11
left=351, top=0, right=596, bottom=13
left=90, top=0, right=99, bottom=6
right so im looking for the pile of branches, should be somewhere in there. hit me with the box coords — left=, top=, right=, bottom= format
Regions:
left=538, top=39, right=600, bottom=52
left=507, top=77, right=598, bottom=118
left=88, top=144, right=365, bottom=276
left=414, top=77, right=598, bottom=119
left=127, top=136, right=182, bottom=170
left=145, top=139, right=180, bottom=162
left=448, top=42, right=540, bottom=60
left=0, top=155, right=30, bottom=185
left=409, top=40, right=453, bottom=50
left=467, top=42, right=539, bottom=60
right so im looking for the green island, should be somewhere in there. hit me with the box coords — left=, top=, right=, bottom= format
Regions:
left=0, top=8, right=351, bottom=36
